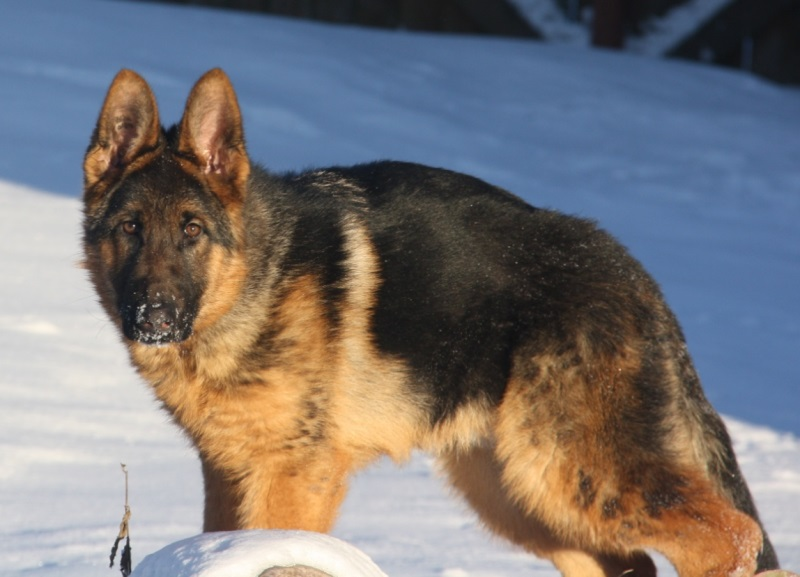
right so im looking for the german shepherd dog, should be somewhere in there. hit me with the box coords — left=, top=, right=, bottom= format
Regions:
left=83, top=69, right=778, bottom=576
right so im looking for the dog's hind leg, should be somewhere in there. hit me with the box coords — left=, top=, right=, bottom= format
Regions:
left=488, top=356, right=764, bottom=577
left=439, top=443, right=656, bottom=577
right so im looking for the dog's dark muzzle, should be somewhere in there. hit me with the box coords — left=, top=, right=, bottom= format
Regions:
left=122, top=300, right=193, bottom=345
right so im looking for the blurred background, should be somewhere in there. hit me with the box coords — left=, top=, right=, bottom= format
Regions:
left=143, top=0, right=800, bottom=84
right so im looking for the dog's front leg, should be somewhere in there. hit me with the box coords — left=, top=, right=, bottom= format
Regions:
left=230, top=450, right=352, bottom=533
left=202, top=456, right=243, bottom=532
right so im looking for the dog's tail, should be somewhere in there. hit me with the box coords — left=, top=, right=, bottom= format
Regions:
left=707, top=412, right=778, bottom=570
left=680, top=348, right=779, bottom=570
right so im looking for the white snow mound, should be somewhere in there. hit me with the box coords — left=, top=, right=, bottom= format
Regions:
left=130, top=530, right=389, bottom=577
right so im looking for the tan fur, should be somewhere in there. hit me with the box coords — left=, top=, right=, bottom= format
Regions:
left=130, top=273, right=346, bottom=530
left=327, top=221, right=428, bottom=465
left=178, top=68, right=250, bottom=198
left=439, top=444, right=658, bottom=577
left=127, top=258, right=422, bottom=530
left=83, top=70, right=162, bottom=196
left=483, top=347, right=761, bottom=576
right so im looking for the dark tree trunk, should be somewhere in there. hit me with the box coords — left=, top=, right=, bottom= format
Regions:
left=592, top=0, right=626, bottom=49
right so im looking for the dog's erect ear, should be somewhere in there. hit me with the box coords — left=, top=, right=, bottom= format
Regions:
left=84, top=69, right=161, bottom=190
left=178, top=68, right=250, bottom=199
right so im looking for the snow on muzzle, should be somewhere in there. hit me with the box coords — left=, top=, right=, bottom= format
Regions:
left=121, top=293, right=196, bottom=345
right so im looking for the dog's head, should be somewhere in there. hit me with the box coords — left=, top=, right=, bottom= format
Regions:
left=82, top=69, right=249, bottom=345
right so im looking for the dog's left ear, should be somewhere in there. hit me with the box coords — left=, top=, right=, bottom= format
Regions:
left=178, top=69, right=250, bottom=201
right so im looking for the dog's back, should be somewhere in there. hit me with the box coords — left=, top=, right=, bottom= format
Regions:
left=268, top=159, right=779, bottom=574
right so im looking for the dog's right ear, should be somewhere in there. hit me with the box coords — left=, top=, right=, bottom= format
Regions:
left=84, top=69, right=161, bottom=192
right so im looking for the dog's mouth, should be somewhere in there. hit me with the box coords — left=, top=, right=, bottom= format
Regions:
left=121, top=301, right=194, bottom=345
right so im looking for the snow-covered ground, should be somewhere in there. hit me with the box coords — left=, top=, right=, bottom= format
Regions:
left=0, top=1, right=798, bottom=575
left=131, top=530, right=390, bottom=577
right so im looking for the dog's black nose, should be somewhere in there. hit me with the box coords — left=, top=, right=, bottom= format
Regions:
left=132, top=301, right=182, bottom=344
left=138, top=302, right=174, bottom=331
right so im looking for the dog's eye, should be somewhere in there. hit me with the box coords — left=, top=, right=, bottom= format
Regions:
left=184, top=222, right=203, bottom=238
left=121, top=221, right=139, bottom=235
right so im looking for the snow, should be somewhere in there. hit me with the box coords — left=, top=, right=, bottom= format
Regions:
left=131, top=531, right=388, bottom=577
left=507, top=0, right=588, bottom=45
left=509, top=0, right=736, bottom=56
left=0, top=0, right=798, bottom=576
left=626, top=0, right=736, bottom=56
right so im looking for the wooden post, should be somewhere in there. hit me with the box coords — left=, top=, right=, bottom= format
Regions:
left=592, top=0, right=625, bottom=49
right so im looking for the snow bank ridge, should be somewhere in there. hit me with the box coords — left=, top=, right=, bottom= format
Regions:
left=130, top=530, right=389, bottom=577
